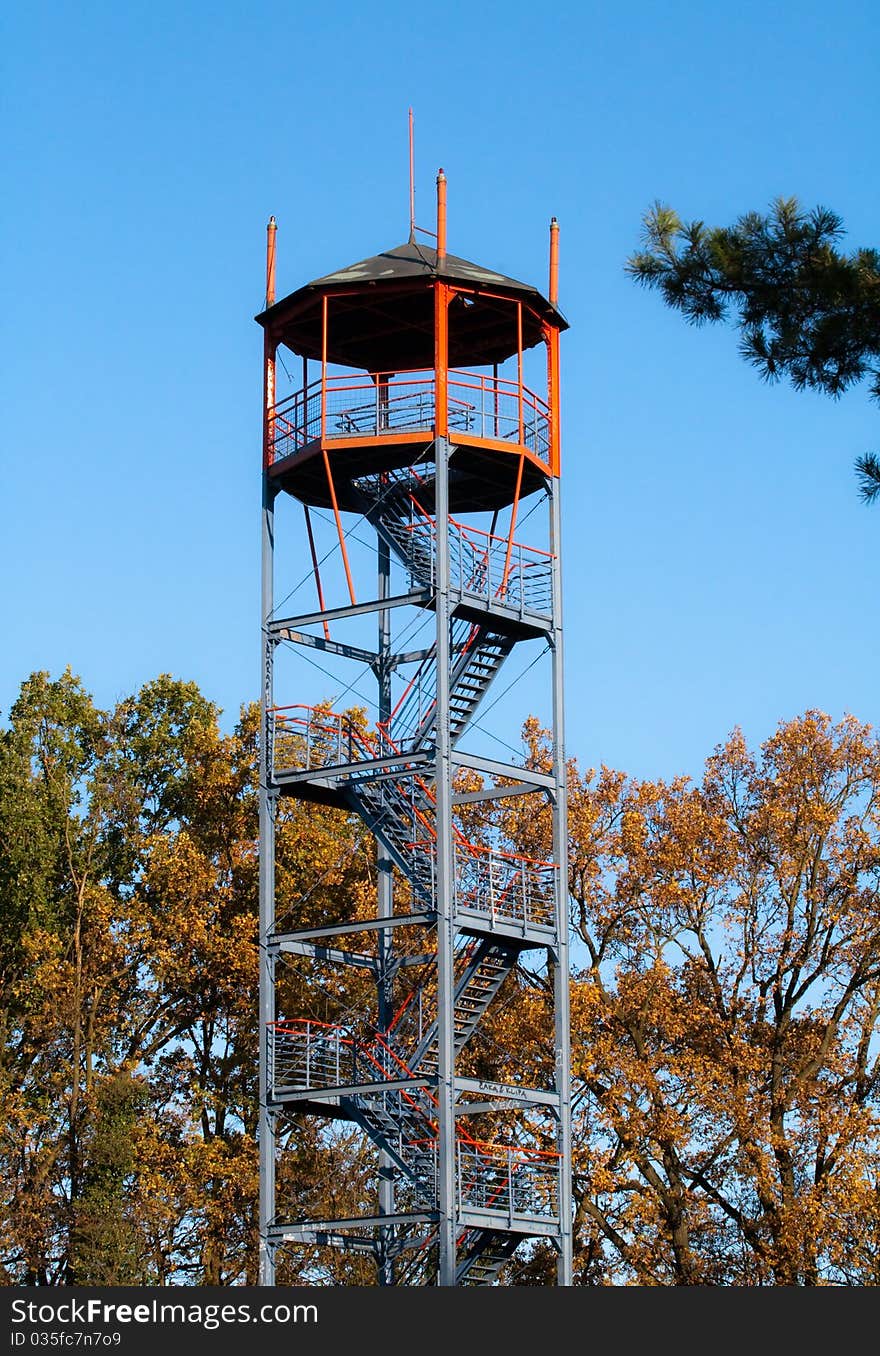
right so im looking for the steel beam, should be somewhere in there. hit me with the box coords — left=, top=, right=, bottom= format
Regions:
left=376, top=528, right=395, bottom=1286
left=454, top=1075, right=560, bottom=1108
left=270, top=1211, right=436, bottom=1239
left=450, top=749, right=557, bottom=791
left=275, top=628, right=378, bottom=665
left=271, top=911, right=436, bottom=945
left=451, top=780, right=542, bottom=805
left=275, top=940, right=378, bottom=970
left=273, top=1075, right=432, bottom=1101
left=273, top=749, right=430, bottom=787
left=269, top=588, right=431, bottom=632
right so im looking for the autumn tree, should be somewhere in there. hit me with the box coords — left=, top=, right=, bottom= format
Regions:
left=0, top=670, right=375, bottom=1285
left=562, top=711, right=880, bottom=1284
left=626, top=198, right=880, bottom=500
left=447, top=712, right=880, bottom=1284
left=6, top=669, right=880, bottom=1285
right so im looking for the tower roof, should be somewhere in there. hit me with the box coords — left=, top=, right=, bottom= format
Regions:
left=255, top=240, right=568, bottom=372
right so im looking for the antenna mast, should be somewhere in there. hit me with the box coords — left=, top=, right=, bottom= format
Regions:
left=408, top=107, right=415, bottom=242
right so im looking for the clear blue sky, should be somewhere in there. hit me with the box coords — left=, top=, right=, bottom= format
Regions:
left=3, top=0, right=878, bottom=785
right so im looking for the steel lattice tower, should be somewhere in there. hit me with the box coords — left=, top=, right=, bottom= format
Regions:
left=256, top=172, right=572, bottom=1286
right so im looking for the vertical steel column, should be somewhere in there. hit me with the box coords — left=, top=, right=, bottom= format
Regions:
left=258, top=474, right=277, bottom=1287
left=376, top=533, right=395, bottom=1285
left=433, top=434, right=457, bottom=1286
left=549, top=475, right=573, bottom=1285
left=258, top=218, right=277, bottom=1288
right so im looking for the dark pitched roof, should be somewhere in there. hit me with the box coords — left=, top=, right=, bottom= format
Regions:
left=255, top=240, right=567, bottom=371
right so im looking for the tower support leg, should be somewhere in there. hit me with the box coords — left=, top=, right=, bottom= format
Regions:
left=376, top=532, right=396, bottom=1286
left=259, top=474, right=277, bottom=1287
left=549, top=476, right=573, bottom=1286
left=433, top=436, right=457, bottom=1286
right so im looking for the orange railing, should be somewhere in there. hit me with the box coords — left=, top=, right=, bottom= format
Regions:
left=269, top=370, right=551, bottom=465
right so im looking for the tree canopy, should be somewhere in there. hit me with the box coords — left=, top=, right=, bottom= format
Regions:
left=626, top=197, right=880, bottom=501
left=3, top=671, right=880, bottom=1284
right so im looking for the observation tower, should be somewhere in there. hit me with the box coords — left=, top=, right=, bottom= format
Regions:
left=255, top=166, right=572, bottom=1286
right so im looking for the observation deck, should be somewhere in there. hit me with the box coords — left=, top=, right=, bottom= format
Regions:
left=267, top=368, right=553, bottom=512
left=255, top=239, right=568, bottom=513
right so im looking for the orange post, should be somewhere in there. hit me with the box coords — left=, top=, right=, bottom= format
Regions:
left=501, top=452, right=525, bottom=596
left=322, top=448, right=357, bottom=606
left=548, top=216, right=559, bottom=306
left=263, top=216, right=277, bottom=470
left=434, top=282, right=449, bottom=437
left=321, top=294, right=328, bottom=440
left=516, top=301, right=524, bottom=445
left=436, top=168, right=447, bottom=264
left=266, top=216, right=277, bottom=306
left=303, top=505, right=331, bottom=640
left=549, top=326, right=561, bottom=476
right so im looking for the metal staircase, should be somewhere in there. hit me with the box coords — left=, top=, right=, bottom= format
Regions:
left=382, top=615, right=516, bottom=753
left=456, top=1230, right=522, bottom=1285
left=355, top=467, right=553, bottom=622
left=408, top=937, right=521, bottom=1077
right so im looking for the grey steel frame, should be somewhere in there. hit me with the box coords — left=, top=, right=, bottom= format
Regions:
left=258, top=438, right=572, bottom=1286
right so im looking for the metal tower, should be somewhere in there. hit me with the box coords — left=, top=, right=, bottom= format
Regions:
left=256, top=171, right=572, bottom=1286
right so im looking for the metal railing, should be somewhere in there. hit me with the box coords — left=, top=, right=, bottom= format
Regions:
left=271, top=706, right=377, bottom=775
left=269, top=370, right=551, bottom=464
left=456, top=1141, right=560, bottom=1221
left=454, top=844, right=556, bottom=931
left=269, top=1022, right=559, bottom=1223
left=270, top=705, right=558, bottom=932
left=270, top=1019, right=360, bottom=1092
left=269, top=1019, right=407, bottom=1093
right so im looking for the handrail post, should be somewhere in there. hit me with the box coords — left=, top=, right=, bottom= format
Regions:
left=516, top=301, right=524, bottom=445
left=508, top=1149, right=514, bottom=1223
left=320, top=295, right=328, bottom=440
left=456, top=1142, right=462, bottom=1213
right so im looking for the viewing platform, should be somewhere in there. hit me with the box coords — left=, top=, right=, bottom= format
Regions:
left=267, top=368, right=554, bottom=513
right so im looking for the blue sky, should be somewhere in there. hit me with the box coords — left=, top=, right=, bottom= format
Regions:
left=3, top=0, right=879, bottom=785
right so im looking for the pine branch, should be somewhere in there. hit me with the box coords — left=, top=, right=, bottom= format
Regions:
left=627, top=197, right=880, bottom=502
left=855, top=453, right=880, bottom=505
